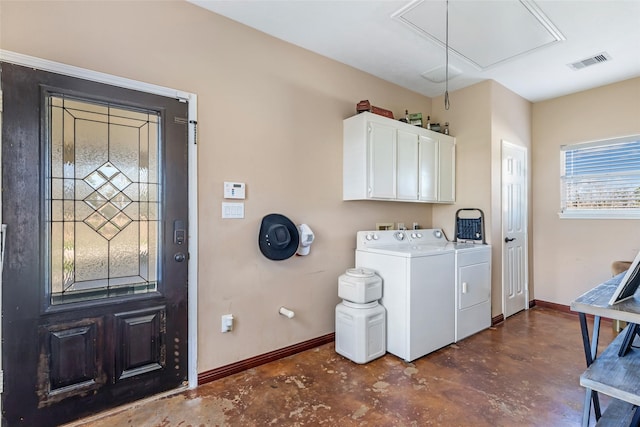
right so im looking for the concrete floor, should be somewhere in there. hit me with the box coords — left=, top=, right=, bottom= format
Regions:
left=69, top=307, right=614, bottom=427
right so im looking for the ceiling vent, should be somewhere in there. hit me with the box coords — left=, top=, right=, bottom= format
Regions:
left=568, top=52, right=612, bottom=70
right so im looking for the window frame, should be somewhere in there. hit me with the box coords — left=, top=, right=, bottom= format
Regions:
left=559, top=135, right=640, bottom=220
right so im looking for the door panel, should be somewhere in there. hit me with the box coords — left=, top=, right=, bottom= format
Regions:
left=37, top=317, right=106, bottom=407
left=1, top=62, right=188, bottom=426
left=115, top=306, right=165, bottom=381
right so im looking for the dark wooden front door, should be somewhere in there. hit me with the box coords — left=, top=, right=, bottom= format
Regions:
left=1, top=62, right=189, bottom=426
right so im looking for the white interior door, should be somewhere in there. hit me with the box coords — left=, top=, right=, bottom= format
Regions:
left=502, top=141, right=528, bottom=318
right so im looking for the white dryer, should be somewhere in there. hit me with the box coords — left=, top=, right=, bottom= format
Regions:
left=448, top=242, right=492, bottom=342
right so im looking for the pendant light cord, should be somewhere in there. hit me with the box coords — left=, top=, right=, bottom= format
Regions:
left=444, top=0, right=450, bottom=110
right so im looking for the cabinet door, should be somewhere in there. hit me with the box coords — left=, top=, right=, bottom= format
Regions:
left=397, top=130, right=419, bottom=200
left=438, top=137, right=456, bottom=203
left=418, top=135, right=438, bottom=202
left=368, top=122, right=397, bottom=199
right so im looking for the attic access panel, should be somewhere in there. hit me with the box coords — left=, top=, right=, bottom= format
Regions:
left=394, top=0, right=565, bottom=70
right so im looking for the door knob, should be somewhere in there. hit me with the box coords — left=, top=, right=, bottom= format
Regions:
left=174, top=252, right=186, bottom=262
left=504, top=237, right=516, bottom=243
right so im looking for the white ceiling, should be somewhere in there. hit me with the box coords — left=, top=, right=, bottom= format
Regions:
left=188, top=0, right=640, bottom=103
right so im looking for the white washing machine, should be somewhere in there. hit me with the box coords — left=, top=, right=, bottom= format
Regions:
left=355, top=229, right=491, bottom=362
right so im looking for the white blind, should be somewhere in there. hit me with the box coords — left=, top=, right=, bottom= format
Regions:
left=561, top=137, right=640, bottom=212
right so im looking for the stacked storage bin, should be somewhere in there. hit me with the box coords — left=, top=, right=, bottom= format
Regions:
left=335, top=268, right=386, bottom=364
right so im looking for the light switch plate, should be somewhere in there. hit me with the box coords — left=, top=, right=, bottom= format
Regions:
left=222, top=202, right=244, bottom=219
left=221, top=314, right=234, bottom=333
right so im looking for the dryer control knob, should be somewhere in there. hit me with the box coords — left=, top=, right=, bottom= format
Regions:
left=394, top=231, right=405, bottom=241
left=365, top=233, right=374, bottom=241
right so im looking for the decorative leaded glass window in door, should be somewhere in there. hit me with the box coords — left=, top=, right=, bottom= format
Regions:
left=47, top=95, right=161, bottom=304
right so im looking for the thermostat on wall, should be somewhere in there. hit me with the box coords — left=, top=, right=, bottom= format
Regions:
left=224, top=181, right=246, bottom=199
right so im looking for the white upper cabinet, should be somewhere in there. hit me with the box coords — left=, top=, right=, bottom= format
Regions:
left=343, top=112, right=455, bottom=203
left=368, top=121, right=397, bottom=199
left=397, top=130, right=419, bottom=201
left=419, top=134, right=438, bottom=202
left=438, top=137, right=456, bottom=203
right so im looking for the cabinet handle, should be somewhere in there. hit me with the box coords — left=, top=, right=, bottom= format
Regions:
left=462, top=282, right=468, bottom=293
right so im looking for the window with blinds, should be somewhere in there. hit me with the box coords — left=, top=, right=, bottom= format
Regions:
left=560, top=136, right=640, bottom=218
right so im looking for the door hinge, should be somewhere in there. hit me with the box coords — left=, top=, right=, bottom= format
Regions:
left=190, top=120, right=198, bottom=145
left=0, top=224, right=7, bottom=274
left=176, top=91, right=190, bottom=103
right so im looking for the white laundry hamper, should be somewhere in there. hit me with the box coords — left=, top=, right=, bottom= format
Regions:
left=335, top=300, right=386, bottom=364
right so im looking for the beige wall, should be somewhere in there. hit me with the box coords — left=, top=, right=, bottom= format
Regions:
left=432, top=81, right=532, bottom=317
left=3, top=0, right=637, bottom=375
left=489, top=81, right=533, bottom=314
left=532, top=77, right=640, bottom=304
left=431, top=81, right=492, bottom=239
left=0, top=0, right=438, bottom=372
left=431, top=82, right=495, bottom=311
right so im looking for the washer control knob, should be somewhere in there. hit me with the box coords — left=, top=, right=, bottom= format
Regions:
left=373, top=234, right=379, bottom=240
left=394, top=231, right=405, bottom=241
left=410, top=232, right=418, bottom=239
left=365, top=233, right=373, bottom=241
left=416, top=233, right=423, bottom=238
